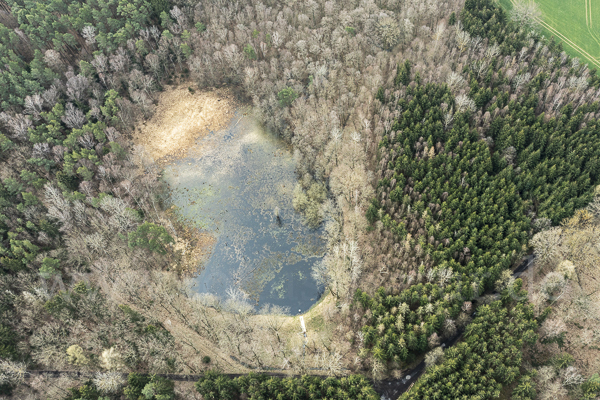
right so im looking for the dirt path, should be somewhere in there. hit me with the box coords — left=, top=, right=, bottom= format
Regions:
left=133, top=86, right=239, bottom=164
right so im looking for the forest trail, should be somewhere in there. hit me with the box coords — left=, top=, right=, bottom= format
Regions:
left=132, top=86, right=239, bottom=163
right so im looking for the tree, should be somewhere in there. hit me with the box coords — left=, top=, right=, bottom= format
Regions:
left=195, top=370, right=378, bottom=400
left=509, top=0, right=541, bottom=32
left=40, top=257, right=60, bottom=278
left=101, top=90, right=121, bottom=127
left=376, top=17, right=401, bottom=50
left=195, top=370, right=238, bottom=400
left=424, top=347, right=444, bottom=368
left=243, top=44, right=257, bottom=60
left=511, top=375, right=536, bottom=400
left=128, top=222, right=174, bottom=255
left=395, top=61, right=411, bottom=86
left=124, top=373, right=151, bottom=400
left=581, top=374, right=600, bottom=400
left=66, top=344, right=89, bottom=366
left=0, top=359, right=26, bottom=387
left=150, top=0, right=170, bottom=19
left=400, top=301, right=537, bottom=399
left=449, top=12, right=456, bottom=26
left=277, top=87, right=298, bottom=107
left=93, top=371, right=125, bottom=394
left=100, top=347, right=124, bottom=371
left=141, top=375, right=175, bottom=400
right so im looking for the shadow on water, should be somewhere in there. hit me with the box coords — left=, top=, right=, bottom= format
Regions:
left=163, top=109, right=325, bottom=313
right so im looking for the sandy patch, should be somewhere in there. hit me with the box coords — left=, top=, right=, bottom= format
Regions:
left=133, top=86, right=239, bottom=163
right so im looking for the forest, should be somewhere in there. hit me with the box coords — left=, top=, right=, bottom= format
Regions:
left=0, top=0, right=599, bottom=398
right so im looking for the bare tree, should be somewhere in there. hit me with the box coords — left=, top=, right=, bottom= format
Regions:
left=66, top=74, right=90, bottom=103
left=540, top=380, right=567, bottom=400
left=513, top=72, right=531, bottom=92
left=444, top=106, right=454, bottom=130
left=561, top=366, right=584, bottom=386
left=93, top=371, right=125, bottom=394
left=455, top=94, right=477, bottom=113
left=44, top=49, right=63, bottom=69
left=62, top=102, right=86, bottom=129
left=315, top=352, right=343, bottom=376
left=540, top=317, right=567, bottom=340
left=531, top=227, right=562, bottom=267
left=510, top=0, right=542, bottom=32
left=455, top=29, right=471, bottom=53
left=82, top=25, right=96, bottom=45
left=105, top=127, right=121, bottom=142
left=77, top=132, right=95, bottom=149
left=0, top=359, right=27, bottom=387
left=0, top=112, right=32, bottom=140
left=32, top=142, right=51, bottom=159
left=568, top=76, right=588, bottom=92
left=45, top=184, right=73, bottom=230
left=24, top=94, right=44, bottom=120
left=540, top=272, right=567, bottom=301
left=42, top=85, right=60, bottom=105
left=442, top=318, right=457, bottom=338
left=424, top=347, right=444, bottom=368
left=446, top=71, right=465, bottom=92
left=312, top=240, right=362, bottom=299
left=170, top=6, right=188, bottom=29
left=91, top=54, right=109, bottom=86
left=145, top=53, right=162, bottom=78
left=376, top=17, right=401, bottom=50
left=110, top=50, right=129, bottom=74
left=100, top=347, right=125, bottom=371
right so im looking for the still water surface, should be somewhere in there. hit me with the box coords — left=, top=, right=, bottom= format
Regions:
left=163, top=109, right=324, bottom=312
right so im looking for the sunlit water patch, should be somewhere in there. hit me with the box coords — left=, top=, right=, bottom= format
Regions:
left=163, top=110, right=325, bottom=312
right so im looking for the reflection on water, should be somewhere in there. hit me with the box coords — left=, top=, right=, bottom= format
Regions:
left=163, top=110, right=325, bottom=312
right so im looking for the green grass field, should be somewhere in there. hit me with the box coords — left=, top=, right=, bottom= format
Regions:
left=497, top=0, right=600, bottom=69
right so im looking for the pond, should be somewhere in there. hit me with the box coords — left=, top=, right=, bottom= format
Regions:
left=163, top=108, right=325, bottom=313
